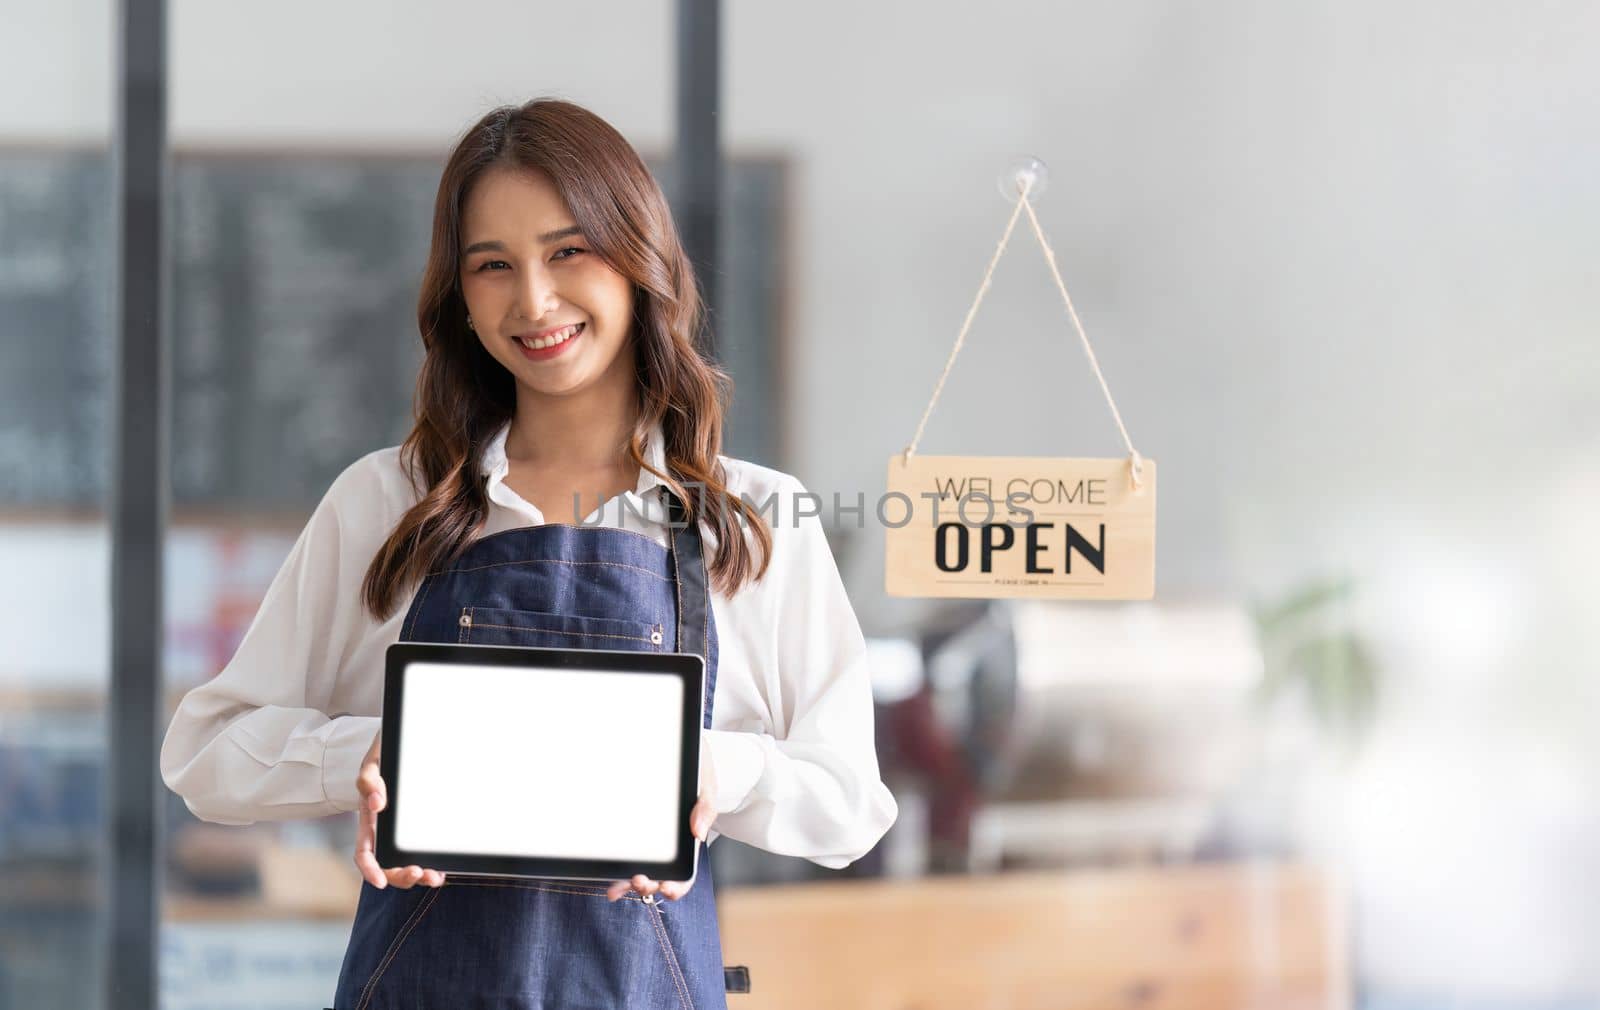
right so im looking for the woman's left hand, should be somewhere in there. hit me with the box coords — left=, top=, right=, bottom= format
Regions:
left=607, top=760, right=717, bottom=902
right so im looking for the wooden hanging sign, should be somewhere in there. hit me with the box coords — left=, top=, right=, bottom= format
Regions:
left=884, top=453, right=1155, bottom=600
left=886, top=159, right=1159, bottom=600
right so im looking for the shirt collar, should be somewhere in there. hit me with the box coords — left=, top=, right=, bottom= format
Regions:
left=480, top=419, right=672, bottom=516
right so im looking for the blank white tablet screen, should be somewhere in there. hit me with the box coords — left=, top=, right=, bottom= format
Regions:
left=393, top=660, right=685, bottom=863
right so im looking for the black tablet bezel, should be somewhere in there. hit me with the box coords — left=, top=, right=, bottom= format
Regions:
left=375, top=641, right=704, bottom=883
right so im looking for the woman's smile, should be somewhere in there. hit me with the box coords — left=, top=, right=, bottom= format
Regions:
left=514, top=321, right=585, bottom=361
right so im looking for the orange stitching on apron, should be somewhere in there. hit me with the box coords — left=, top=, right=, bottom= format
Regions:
left=646, top=900, right=696, bottom=1010
left=404, top=573, right=436, bottom=641
left=356, top=884, right=444, bottom=1010
left=442, top=878, right=643, bottom=902
left=670, top=509, right=683, bottom=655
left=467, top=623, right=661, bottom=646
left=703, top=562, right=711, bottom=717
left=456, top=520, right=667, bottom=554
left=428, top=558, right=671, bottom=582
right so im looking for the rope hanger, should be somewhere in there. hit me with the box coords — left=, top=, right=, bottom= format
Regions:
left=902, top=163, right=1145, bottom=491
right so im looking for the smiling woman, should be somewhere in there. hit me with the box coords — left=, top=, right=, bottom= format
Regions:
left=158, top=97, right=898, bottom=1010
left=367, top=98, right=775, bottom=618
left=458, top=169, right=633, bottom=389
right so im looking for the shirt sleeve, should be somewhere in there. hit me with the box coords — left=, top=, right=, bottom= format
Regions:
left=699, top=476, right=899, bottom=869
left=159, top=455, right=388, bottom=825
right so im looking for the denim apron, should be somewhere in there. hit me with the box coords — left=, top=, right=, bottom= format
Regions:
left=331, top=489, right=733, bottom=1010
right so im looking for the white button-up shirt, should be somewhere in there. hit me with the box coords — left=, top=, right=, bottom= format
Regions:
left=160, top=422, right=898, bottom=869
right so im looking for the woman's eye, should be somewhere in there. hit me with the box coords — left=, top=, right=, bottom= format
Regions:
left=474, top=259, right=510, bottom=272
left=552, top=247, right=587, bottom=261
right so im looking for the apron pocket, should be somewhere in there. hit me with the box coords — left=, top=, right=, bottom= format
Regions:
left=459, top=606, right=666, bottom=652
left=354, top=884, right=445, bottom=1010
left=643, top=896, right=696, bottom=1010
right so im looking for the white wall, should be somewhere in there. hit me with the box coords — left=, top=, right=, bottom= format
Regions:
left=5, top=0, right=1595, bottom=614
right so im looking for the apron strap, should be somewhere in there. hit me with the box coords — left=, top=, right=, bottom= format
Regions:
left=662, top=487, right=710, bottom=664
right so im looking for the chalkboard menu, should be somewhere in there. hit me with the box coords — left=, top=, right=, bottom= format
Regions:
left=0, top=152, right=116, bottom=505
left=0, top=148, right=785, bottom=509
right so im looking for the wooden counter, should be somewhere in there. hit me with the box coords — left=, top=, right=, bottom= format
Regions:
left=160, top=854, right=1349, bottom=1009
left=716, top=861, right=1348, bottom=1010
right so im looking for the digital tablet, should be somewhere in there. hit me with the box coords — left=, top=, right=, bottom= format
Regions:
left=375, top=641, right=704, bottom=883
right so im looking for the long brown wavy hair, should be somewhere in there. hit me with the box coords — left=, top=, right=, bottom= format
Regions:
left=362, top=98, right=773, bottom=621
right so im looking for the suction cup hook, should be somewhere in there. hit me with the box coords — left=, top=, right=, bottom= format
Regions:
left=997, top=155, right=1049, bottom=202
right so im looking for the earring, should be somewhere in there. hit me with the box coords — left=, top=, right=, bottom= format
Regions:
left=466, top=314, right=474, bottom=330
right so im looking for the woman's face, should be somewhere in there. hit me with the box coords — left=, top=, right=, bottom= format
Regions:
left=458, top=166, right=636, bottom=400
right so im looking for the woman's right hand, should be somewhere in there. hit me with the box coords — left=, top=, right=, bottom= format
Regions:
left=354, top=729, right=446, bottom=889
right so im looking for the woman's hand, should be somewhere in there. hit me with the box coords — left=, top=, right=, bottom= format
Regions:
left=606, top=755, right=717, bottom=902
left=353, top=730, right=447, bottom=889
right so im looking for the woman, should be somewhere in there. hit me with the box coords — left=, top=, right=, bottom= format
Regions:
left=160, top=98, right=898, bottom=1009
